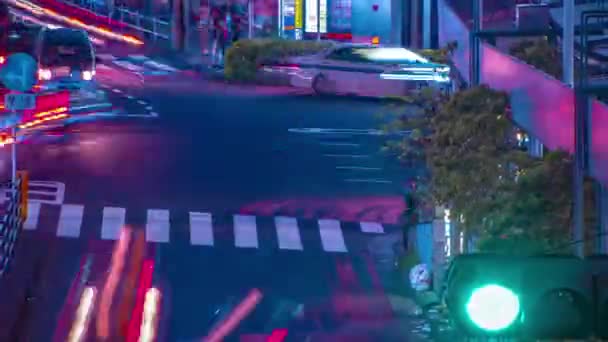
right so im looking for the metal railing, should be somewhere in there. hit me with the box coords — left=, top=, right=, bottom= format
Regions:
left=52, top=0, right=171, bottom=41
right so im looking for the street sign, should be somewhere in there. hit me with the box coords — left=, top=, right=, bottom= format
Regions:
left=4, top=93, right=35, bottom=110
left=0, top=112, right=22, bottom=129
left=0, top=53, right=37, bottom=92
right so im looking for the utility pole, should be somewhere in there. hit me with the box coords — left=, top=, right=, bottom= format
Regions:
left=563, top=0, right=575, bottom=87
left=316, top=0, right=320, bottom=41
left=422, top=0, right=431, bottom=48
left=470, top=0, right=482, bottom=85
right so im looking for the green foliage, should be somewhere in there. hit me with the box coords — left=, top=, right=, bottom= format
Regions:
left=417, top=41, right=458, bottom=64
left=509, top=38, right=562, bottom=79
left=381, top=83, right=597, bottom=255
left=224, top=39, right=332, bottom=82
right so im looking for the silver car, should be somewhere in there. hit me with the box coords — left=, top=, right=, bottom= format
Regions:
left=266, top=44, right=451, bottom=98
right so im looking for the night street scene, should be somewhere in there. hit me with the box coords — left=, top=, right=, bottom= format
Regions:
left=1, top=0, right=608, bottom=340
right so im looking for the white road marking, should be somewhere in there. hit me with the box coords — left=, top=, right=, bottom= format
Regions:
left=28, top=181, right=65, bottom=205
left=126, top=95, right=134, bottom=99
left=320, top=142, right=360, bottom=147
left=189, top=212, right=214, bottom=246
left=137, top=100, right=147, bottom=105
left=113, top=60, right=145, bottom=72
left=318, top=219, right=347, bottom=252
left=344, top=179, right=393, bottom=184
left=234, top=215, right=258, bottom=248
left=148, top=112, right=159, bottom=117
left=360, top=222, right=384, bottom=233
left=23, top=202, right=41, bottom=230
left=97, top=54, right=117, bottom=61
left=335, top=166, right=382, bottom=171
left=128, top=54, right=150, bottom=61
left=146, top=209, right=170, bottom=243
left=145, top=106, right=153, bottom=110
left=56, top=204, right=84, bottom=238
left=143, top=60, right=178, bottom=72
left=289, top=127, right=410, bottom=136
left=112, top=88, right=122, bottom=93
left=101, top=207, right=126, bottom=240
left=324, top=154, right=370, bottom=158
left=275, top=216, right=303, bottom=250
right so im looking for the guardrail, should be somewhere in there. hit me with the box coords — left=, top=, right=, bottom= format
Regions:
left=112, top=6, right=170, bottom=41
left=0, top=173, right=27, bottom=278
left=40, top=0, right=170, bottom=41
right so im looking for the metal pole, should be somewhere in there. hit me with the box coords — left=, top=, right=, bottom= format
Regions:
left=316, top=0, right=320, bottom=41
left=248, top=0, right=253, bottom=38
left=573, top=91, right=587, bottom=258
left=563, top=0, right=575, bottom=87
left=11, top=124, right=16, bottom=185
left=422, top=0, right=431, bottom=48
left=470, top=0, right=481, bottom=86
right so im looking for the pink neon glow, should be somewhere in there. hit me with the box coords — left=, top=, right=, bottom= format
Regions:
left=240, top=196, right=405, bottom=224
left=205, top=289, right=264, bottom=342
left=97, top=228, right=132, bottom=339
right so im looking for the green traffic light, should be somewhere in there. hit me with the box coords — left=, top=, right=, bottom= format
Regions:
left=466, top=284, right=521, bottom=331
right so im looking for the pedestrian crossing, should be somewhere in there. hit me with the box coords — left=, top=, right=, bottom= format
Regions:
left=19, top=203, right=395, bottom=253
left=96, top=54, right=181, bottom=76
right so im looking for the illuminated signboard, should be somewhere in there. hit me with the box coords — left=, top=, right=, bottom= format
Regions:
left=305, top=0, right=327, bottom=33
left=295, top=0, right=303, bottom=28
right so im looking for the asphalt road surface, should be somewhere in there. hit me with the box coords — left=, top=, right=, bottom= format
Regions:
left=0, top=9, right=424, bottom=341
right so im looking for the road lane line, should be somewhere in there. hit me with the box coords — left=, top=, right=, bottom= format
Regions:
left=113, top=60, right=145, bottom=73
left=360, top=222, right=384, bottom=234
left=335, top=166, right=382, bottom=171
left=324, top=154, right=370, bottom=158
left=101, top=207, right=126, bottom=240
left=344, top=179, right=393, bottom=184
left=57, top=204, right=84, bottom=238
left=318, top=219, right=347, bottom=253
left=23, top=202, right=41, bottom=230
left=233, top=215, right=258, bottom=248
left=137, top=100, right=147, bottom=105
left=275, top=216, right=303, bottom=250
left=128, top=54, right=150, bottom=61
left=146, top=209, right=170, bottom=243
left=320, top=142, right=360, bottom=147
left=189, top=212, right=214, bottom=246
left=143, top=60, right=178, bottom=72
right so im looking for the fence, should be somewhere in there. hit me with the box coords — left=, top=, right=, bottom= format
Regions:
left=45, top=0, right=171, bottom=41
left=438, top=0, right=608, bottom=187
left=0, top=175, right=27, bottom=278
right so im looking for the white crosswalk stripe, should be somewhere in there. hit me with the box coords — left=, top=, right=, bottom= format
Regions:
left=318, top=219, right=347, bottom=253
left=56, top=204, right=84, bottom=238
left=146, top=209, right=170, bottom=243
left=234, top=214, right=258, bottom=248
left=23, top=202, right=41, bottom=231
left=101, top=207, right=126, bottom=240
left=189, top=212, right=214, bottom=246
left=275, top=216, right=303, bottom=250
left=20, top=204, right=393, bottom=253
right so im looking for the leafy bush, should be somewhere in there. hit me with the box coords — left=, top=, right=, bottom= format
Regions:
left=224, top=39, right=332, bottom=82
left=509, top=38, right=562, bottom=79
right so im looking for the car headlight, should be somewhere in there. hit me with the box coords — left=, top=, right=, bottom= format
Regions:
left=82, top=70, right=95, bottom=81
left=38, top=68, right=52, bottom=80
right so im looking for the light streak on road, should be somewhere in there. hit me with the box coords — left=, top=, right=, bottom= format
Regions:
left=67, top=286, right=97, bottom=342
left=97, top=228, right=132, bottom=339
left=8, top=0, right=143, bottom=45
left=204, top=288, right=264, bottom=342
left=138, top=287, right=161, bottom=342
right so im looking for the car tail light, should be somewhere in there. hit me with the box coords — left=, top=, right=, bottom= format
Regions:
left=0, top=56, right=5, bottom=64
left=38, top=68, right=52, bottom=80
left=82, top=70, right=95, bottom=81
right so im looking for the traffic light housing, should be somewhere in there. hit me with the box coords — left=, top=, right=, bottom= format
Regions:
left=16, top=170, right=27, bottom=221
left=445, top=254, right=597, bottom=339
